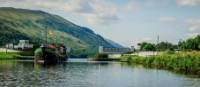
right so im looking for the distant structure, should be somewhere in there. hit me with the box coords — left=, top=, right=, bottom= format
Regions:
left=99, top=46, right=131, bottom=54
left=14, top=40, right=33, bottom=50
left=6, top=43, right=14, bottom=49
left=131, top=46, right=135, bottom=52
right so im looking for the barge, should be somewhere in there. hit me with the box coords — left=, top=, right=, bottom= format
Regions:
left=34, top=44, right=68, bottom=64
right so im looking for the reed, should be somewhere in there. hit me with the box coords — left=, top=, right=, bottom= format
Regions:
left=122, top=51, right=200, bottom=75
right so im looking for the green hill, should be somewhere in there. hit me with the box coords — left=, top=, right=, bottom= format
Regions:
left=0, top=7, right=116, bottom=56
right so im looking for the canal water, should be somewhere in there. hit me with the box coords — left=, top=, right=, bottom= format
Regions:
left=0, top=59, right=200, bottom=87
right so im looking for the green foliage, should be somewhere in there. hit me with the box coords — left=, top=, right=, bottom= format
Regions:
left=95, top=53, right=108, bottom=59
left=123, top=51, right=200, bottom=74
left=138, top=35, right=200, bottom=51
left=0, top=52, right=19, bottom=59
left=93, top=53, right=112, bottom=61
left=138, top=42, right=156, bottom=51
left=178, top=35, right=200, bottom=50
left=0, top=26, right=30, bottom=46
left=19, top=51, right=35, bottom=56
left=156, top=42, right=177, bottom=51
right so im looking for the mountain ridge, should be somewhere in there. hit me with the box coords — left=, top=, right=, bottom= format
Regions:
left=0, top=7, right=121, bottom=55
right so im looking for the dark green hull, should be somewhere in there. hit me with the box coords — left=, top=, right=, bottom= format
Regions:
left=34, top=45, right=68, bottom=64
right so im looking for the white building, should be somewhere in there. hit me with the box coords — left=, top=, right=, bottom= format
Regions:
left=131, top=46, right=135, bottom=52
left=6, top=43, right=14, bottom=49
left=14, top=40, right=33, bottom=50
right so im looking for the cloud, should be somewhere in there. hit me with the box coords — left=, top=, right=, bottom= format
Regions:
left=86, top=14, right=119, bottom=25
left=0, top=0, right=137, bottom=25
left=141, top=0, right=200, bottom=7
left=63, top=0, right=94, bottom=14
left=176, top=0, right=200, bottom=6
left=83, top=0, right=119, bottom=25
left=188, top=33, right=199, bottom=37
left=186, top=18, right=200, bottom=37
left=187, top=19, right=200, bottom=31
left=142, top=37, right=153, bottom=42
left=159, top=16, right=177, bottom=22
left=83, top=0, right=137, bottom=25
left=145, top=0, right=171, bottom=7
left=189, top=25, right=200, bottom=32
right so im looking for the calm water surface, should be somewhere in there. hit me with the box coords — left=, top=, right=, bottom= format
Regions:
left=0, top=59, right=200, bottom=87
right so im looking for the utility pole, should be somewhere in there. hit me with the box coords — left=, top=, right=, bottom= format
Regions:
left=156, top=35, right=160, bottom=55
left=157, top=35, right=160, bottom=45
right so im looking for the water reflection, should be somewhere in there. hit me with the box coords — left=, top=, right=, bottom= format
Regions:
left=0, top=60, right=200, bottom=87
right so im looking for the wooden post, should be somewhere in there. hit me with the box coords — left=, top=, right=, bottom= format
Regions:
left=5, top=44, right=7, bottom=54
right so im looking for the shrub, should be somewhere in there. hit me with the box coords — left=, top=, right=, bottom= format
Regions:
left=95, top=53, right=108, bottom=59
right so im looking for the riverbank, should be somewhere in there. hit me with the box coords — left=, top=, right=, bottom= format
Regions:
left=0, top=48, right=20, bottom=52
left=0, top=49, right=34, bottom=60
left=0, top=52, right=19, bottom=60
left=121, top=51, right=200, bottom=75
left=0, top=48, right=21, bottom=60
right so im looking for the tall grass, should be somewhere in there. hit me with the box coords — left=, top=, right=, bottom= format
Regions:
left=122, top=51, right=200, bottom=75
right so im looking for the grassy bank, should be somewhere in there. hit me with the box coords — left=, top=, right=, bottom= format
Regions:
left=0, top=51, right=35, bottom=60
left=0, top=52, right=19, bottom=60
left=121, top=51, right=200, bottom=75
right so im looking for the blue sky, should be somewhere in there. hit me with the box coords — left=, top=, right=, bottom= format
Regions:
left=0, top=0, right=200, bottom=47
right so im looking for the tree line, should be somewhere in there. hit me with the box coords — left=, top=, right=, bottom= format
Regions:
left=138, top=35, right=200, bottom=51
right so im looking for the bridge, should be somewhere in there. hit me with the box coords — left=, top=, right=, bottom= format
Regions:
left=98, top=46, right=131, bottom=54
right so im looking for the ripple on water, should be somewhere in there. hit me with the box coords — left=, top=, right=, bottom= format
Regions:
left=0, top=60, right=200, bottom=87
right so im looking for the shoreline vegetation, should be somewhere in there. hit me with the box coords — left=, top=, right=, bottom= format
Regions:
left=120, top=35, right=200, bottom=75
left=0, top=49, right=34, bottom=60
left=0, top=52, right=19, bottom=60
left=121, top=51, right=200, bottom=75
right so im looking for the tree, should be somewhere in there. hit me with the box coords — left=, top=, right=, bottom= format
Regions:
left=156, top=42, right=177, bottom=51
left=178, top=35, right=200, bottom=50
left=138, top=42, right=156, bottom=51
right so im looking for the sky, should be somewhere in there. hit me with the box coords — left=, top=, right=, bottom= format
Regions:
left=0, top=0, right=200, bottom=47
